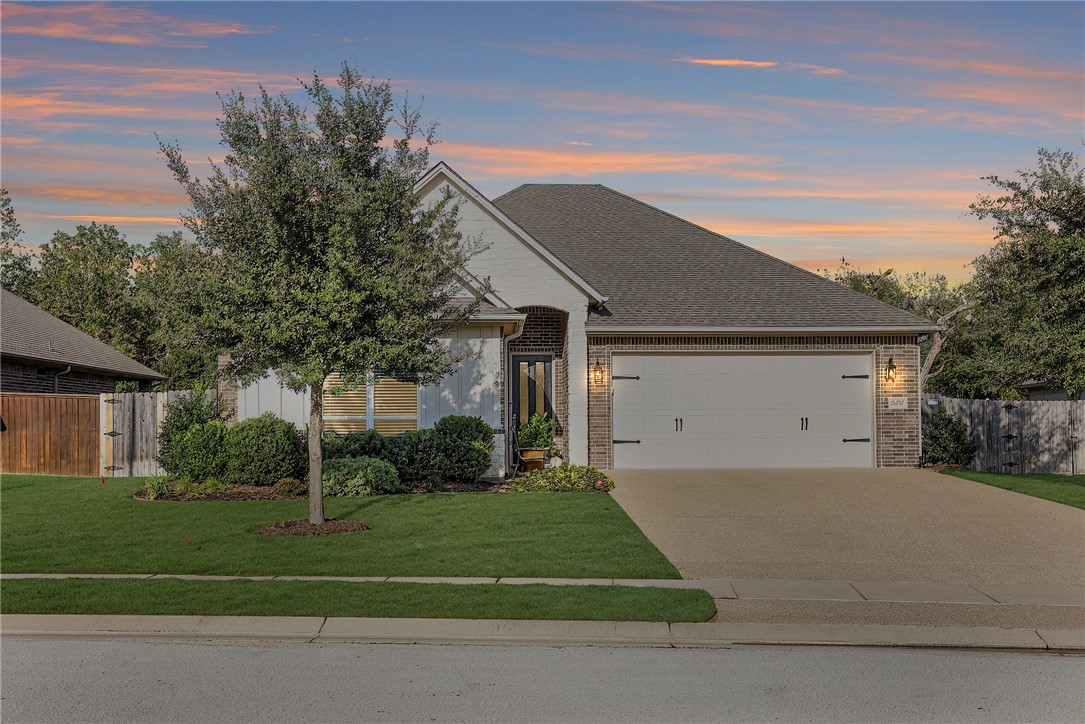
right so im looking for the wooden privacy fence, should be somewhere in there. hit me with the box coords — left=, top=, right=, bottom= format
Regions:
left=0, top=393, right=101, bottom=476
left=101, top=391, right=192, bottom=477
left=1, top=391, right=203, bottom=477
left=923, top=395, right=1084, bottom=475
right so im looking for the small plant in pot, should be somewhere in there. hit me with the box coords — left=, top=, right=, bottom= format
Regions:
left=517, top=412, right=557, bottom=472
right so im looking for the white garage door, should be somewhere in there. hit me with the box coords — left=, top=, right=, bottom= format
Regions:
left=612, top=353, right=874, bottom=469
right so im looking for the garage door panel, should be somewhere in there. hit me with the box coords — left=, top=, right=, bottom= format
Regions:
left=612, top=353, right=873, bottom=469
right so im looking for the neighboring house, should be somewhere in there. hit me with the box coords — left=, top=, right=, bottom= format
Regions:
left=1018, top=380, right=1084, bottom=401
left=0, top=289, right=163, bottom=394
left=235, top=163, right=939, bottom=475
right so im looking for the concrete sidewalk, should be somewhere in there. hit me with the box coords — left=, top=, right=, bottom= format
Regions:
left=3, top=573, right=1082, bottom=607
left=3, top=614, right=1083, bottom=652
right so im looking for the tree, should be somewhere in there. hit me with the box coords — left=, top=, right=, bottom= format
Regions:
left=160, top=63, right=481, bottom=524
left=133, top=232, right=219, bottom=389
left=0, top=189, right=38, bottom=296
left=821, top=259, right=970, bottom=388
left=31, top=223, right=144, bottom=359
left=931, top=148, right=1085, bottom=399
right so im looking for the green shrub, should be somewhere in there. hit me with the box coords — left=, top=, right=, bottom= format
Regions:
left=923, top=408, right=976, bottom=466
left=323, top=430, right=385, bottom=460
left=382, top=429, right=441, bottom=485
left=272, top=476, right=307, bottom=498
left=323, top=456, right=401, bottom=496
left=224, top=413, right=308, bottom=486
left=171, top=420, right=229, bottom=483
left=432, top=416, right=495, bottom=483
left=157, top=384, right=226, bottom=477
left=513, top=465, right=614, bottom=493
left=142, top=476, right=171, bottom=500
left=517, top=412, right=556, bottom=448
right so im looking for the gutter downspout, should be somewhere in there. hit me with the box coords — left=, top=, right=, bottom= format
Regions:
left=502, top=321, right=527, bottom=478
left=53, top=365, right=71, bottom=394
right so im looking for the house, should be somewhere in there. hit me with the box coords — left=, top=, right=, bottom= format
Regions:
left=233, top=163, right=939, bottom=475
left=0, top=289, right=163, bottom=393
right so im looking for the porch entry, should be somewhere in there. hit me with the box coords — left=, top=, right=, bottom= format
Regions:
left=511, top=355, right=554, bottom=428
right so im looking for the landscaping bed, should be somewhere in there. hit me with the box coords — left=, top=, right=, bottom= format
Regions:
left=0, top=578, right=714, bottom=622
left=941, top=469, right=1085, bottom=510
left=1, top=474, right=679, bottom=579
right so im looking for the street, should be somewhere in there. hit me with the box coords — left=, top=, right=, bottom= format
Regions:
left=2, top=638, right=1082, bottom=723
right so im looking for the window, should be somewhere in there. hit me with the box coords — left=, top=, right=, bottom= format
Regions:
left=322, top=374, right=418, bottom=435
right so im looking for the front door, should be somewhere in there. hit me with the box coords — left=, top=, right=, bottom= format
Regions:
left=511, top=355, right=554, bottom=429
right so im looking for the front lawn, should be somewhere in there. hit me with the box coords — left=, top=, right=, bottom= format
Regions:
left=941, top=470, right=1085, bottom=510
left=0, top=475, right=679, bottom=578
left=0, top=578, right=714, bottom=622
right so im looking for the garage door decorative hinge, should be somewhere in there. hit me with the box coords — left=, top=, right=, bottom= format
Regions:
left=612, top=439, right=641, bottom=444
left=841, top=374, right=870, bottom=379
left=841, top=438, right=871, bottom=443
left=612, top=375, right=640, bottom=380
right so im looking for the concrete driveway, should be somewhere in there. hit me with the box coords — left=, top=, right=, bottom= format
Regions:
left=610, top=468, right=1085, bottom=585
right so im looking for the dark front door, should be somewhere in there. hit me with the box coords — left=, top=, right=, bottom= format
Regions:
left=511, top=355, right=553, bottom=429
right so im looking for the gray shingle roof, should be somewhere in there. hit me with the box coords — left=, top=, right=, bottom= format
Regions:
left=0, top=289, right=163, bottom=379
left=492, top=184, right=938, bottom=331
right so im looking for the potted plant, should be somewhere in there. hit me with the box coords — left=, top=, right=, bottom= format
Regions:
left=517, top=412, right=557, bottom=472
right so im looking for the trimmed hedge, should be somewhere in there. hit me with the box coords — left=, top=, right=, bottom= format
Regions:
left=432, top=416, right=495, bottom=483
left=513, top=465, right=614, bottom=493
left=923, top=408, right=976, bottom=467
left=171, top=420, right=229, bottom=483
left=323, top=430, right=385, bottom=460
left=157, top=387, right=226, bottom=478
left=224, top=413, right=308, bottom=486
left=323, top=456, right=402, bottom=496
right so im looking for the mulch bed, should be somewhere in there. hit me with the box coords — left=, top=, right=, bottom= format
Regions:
left=256, top=519, right=370, bottom=536
left=133, top=486, right=304, bottom=502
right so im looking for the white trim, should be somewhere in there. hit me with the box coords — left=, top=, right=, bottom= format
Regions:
left=587, top=325, right=940, bottom=336
left=417, top=162, right=609, bottom=305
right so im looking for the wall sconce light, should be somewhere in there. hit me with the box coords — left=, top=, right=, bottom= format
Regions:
left=593, top=361, right=604, bottom=385
left=885, top=357, right=897, bottom=382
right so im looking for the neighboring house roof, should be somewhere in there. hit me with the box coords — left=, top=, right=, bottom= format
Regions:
left=493, top=184, right=939, bottom=333
left=0, top=289, right=164, bottom=380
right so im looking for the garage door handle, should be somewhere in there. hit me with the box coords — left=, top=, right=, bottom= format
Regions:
left=613, top=439, right=641, bottom=444
left=842, top=438, right=871, bottom=443
left=842, top=374, right=870, bottom=379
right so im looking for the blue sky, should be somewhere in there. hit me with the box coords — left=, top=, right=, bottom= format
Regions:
left=2, top=1, right=1082, bottom=277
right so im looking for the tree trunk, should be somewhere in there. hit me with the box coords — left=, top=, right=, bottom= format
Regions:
left=308, top=381, right=325, bottom=525
left=921, top=301, right=975, bottom=394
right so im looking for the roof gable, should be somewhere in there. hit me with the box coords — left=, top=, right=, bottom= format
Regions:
left=416, top=163, right=607, bottom=305
left=493, top=184, right=938, bottom=332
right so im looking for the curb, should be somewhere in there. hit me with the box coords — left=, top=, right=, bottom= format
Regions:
left=3, top=615, right=1083, bottom=651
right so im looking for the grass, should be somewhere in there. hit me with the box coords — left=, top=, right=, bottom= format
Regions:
left=941, top=470, right=1085, bottom=510
left=0, top=475, right=679, bottom=579
left=0, top=578, right=714, bottom=622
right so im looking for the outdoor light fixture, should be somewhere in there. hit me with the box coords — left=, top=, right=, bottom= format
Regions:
left=886, top=357, right=897, bottom=382
left=593, top=361, right=604, bottom=384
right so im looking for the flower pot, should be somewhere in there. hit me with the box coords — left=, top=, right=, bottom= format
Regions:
left=519, top=447, right=548, bottom=472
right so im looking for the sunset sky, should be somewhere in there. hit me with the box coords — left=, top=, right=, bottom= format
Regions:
left=2, top=1, right=1082, bottom=278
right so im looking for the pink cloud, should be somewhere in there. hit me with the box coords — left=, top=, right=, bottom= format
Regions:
left=1, top=2, right=273, bottom=48
left=680, top=58, right=846, bottom=74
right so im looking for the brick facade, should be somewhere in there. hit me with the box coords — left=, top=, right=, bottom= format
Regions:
left=0, top=360, right=118, bottom=394
left=586, top=335, right=922, bottom=469
left=509, top=307, right=569, bottom=454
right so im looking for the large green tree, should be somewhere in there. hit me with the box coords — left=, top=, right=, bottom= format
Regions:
left=0, top=189, right=37, bottom=296
left=160, top=63, right=480, bottom=524
left=930, top=148, right=1085, bottom=398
